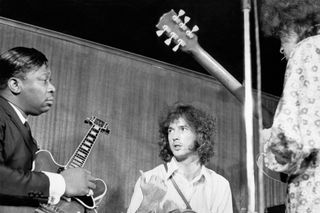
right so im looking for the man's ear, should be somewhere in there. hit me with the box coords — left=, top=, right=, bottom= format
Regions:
left=7, top=77, right=22, bottom=94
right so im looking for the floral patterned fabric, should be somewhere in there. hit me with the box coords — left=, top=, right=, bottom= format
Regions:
left=263, top=34, right=320, bottom=213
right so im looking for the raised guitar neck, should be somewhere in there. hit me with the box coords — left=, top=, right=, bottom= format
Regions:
left=190, top=44, right=245, bottom=103
left=156, top=9, right=274, bottom=127
left=156, top=9, right=244, bottom=103
left=66, top=117, right=109, bottom=169
left=189, top=42, right=274, bottom=127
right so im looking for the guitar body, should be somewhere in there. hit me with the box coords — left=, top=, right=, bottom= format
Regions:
left=34, top=150, right=107, bottom=209
left=0, top=116, right=109, bottom=213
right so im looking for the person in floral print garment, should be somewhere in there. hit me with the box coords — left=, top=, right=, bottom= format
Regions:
left=260, top=0, right=320, bottom=212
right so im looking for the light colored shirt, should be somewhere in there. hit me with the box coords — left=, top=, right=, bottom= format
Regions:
left=262, top=34, right=320, bottom=174
left=9, top=102, right=65, bottom=205
left=127, top=158, right=233, bottom=213
left=262, top=34, right=320, bottom=212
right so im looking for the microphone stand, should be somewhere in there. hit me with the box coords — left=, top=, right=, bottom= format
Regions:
left=242, top=0, right=259, bottom=212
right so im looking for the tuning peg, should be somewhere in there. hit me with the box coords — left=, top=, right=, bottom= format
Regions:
left=164, top=32, right=178, bottom=46
left=172, top=39, right=186, bottom=52
left=191, top=25, right=199, bottom=32
left=164, top=39, right=171, bottom=46
left=156, top=30, right=164, bottom=37
left=156, top=25, right=170, bottom=37
left=178, top=9, right=185, bottom=17
left=84, top=116, right=94, bottom=125
left=172, top=9, right=185, bottom=24
left=102, top=127, right=111, bottom=134
left=184, top=16, right=190, bottom=24
left=177, top=16, right=191, bottom=31
left=186, top=25, right=199, bottom=38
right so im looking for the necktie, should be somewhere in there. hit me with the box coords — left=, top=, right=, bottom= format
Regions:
left=24, top=121, right=34, bottom=140
left=24, top=121, right=31, bottom=134
left=24, top=121, right=38, bottom=150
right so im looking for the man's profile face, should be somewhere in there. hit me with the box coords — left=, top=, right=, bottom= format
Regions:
left=19, top=64, right=56, bottom=116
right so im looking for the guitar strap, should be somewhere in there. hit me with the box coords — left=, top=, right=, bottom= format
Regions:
left=163, top=163, right=193, bottom=210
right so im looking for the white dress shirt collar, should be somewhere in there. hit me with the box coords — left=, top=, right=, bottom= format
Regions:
left=8, top=102, right=27, bottom=124
left=165, top=157, right=209, bottom=182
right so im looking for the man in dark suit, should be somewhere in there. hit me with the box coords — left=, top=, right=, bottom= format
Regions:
left=0, top=47, right=96, bottom=207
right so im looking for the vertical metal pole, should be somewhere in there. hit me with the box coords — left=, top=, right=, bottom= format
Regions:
left=242, top=0, right=256, bottom=212
left=252, top=0, right=265, bottom=211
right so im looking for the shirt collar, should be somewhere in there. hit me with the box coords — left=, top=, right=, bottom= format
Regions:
left=8, top=102, right=27, bottom=124
left=165, top=157, right=179, bottom=179
left=196, top=165, right=210, bottom=183
left=165, top=157, right=209, bottom=182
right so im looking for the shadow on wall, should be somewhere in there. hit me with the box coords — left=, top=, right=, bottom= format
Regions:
left=103, top=185, right=126, bottom=213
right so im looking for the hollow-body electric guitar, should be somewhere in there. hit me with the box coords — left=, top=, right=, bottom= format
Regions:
left=0, top=116, right=110, bottom=213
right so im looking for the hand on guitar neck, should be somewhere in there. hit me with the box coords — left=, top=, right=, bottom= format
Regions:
left=155, top=9, right=274, bottom=128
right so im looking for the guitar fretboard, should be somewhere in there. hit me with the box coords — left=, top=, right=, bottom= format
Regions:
left=66, top=124, right=102, bottom=169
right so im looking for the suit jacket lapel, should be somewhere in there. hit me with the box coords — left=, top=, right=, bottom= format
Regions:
left=0, top=97, right=37, bottom=155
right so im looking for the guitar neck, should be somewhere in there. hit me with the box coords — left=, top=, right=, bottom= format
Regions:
left=66, top=125, right=101, bottom=169
left=189, top=44, right=273, bottom=127
left=155, top=9, right=274, bottom=127
left=190, top=44, right=245, bottom=103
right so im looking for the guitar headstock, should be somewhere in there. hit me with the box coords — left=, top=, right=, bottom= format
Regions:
left=85, top=116, right=110, bottom=134
left=156, top=9, right=199, bottom=53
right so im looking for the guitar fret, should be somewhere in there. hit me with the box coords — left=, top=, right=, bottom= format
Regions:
left=86, top=136, right=94, bottom=142
left=90, top=130, right=98, bottom=136
left=81, top=145, right=90, bottom=151
left=84, top=141, right=92, bottom=146
left=74, top=156, right=84, bottom=163
left=79, top=149, right=89, bottom=155
left=93, top=125, right=100, bottom=131
left=79, top=147, right=90, bottom=155
left=73, top=158, right=82, bottom=164
left=75, top=161, right=83, bottom=166
left=91, top=126, right=99, bottom=131
left=91, top=128, right=99, bottom=133
left=71, top=162, right=80, bottom=168
left=72, top=154, right=85, bottom=163
left=71, top=162, right=78, bottom=168
left=77, top=152, right=86, bottom=158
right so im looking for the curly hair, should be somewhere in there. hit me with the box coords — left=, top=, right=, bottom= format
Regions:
left=158, top=103, right=216, bottom=165
left=260, top=0, right=320, bottom=40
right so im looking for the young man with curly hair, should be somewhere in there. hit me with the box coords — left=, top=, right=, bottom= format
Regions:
left=260, top=0, right=320, bottom=212
left=127, top=103, right=233, bottom=213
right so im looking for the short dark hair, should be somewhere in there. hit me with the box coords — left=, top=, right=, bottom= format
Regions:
left=0, top=47, right=48, bottom=89
left=260, top=0, right=320, bottom=40
left=158, top=103, right=216, bottom=165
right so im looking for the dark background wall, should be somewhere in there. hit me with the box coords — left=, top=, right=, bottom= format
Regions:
left=0, top=0, right=287, bottom=97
